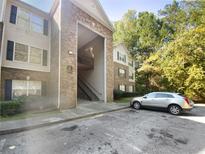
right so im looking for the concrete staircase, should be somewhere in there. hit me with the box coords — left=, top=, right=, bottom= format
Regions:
left=77, top=77, right=99, bottom=101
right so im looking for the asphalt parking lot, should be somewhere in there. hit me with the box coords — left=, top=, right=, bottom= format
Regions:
left=1, top=105, right=205, bottom=154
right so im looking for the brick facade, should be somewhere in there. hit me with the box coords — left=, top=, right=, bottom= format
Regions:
left=1, top=67, right=49, bottom=99
left=59, top=0, right=113, bottom=109
left=0, top=0, right=113, bottom=110
left=114, top=62, right=135, bottom=92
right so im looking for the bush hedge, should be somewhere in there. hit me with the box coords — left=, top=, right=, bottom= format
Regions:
left=0, top=98, right=24, bottom=116
left=113, top=90, right=141, bottom=100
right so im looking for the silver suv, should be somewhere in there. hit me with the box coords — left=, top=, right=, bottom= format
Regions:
left=130, top=92, right=194, bottom=115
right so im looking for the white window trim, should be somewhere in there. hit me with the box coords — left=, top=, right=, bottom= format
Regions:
left=12, top=80, right=42, bottom=98
left=16, top=8, right=44, bottom=35
left=30, top=14, right=44, bottom=34
left=30, top=46, right=43, bottom=66
left=13, top=41, right=46, bottom=67
left=129, top=85, right=134, bottom=92
left=119, top=84, right=126, bottom=92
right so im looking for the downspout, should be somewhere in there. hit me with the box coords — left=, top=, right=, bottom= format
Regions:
left=57, top=0, right=62, bottom=109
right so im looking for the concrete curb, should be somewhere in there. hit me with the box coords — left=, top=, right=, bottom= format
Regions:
left=0, top=106, right=129, bottom=135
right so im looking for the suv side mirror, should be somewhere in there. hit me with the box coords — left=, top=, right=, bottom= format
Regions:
left=143, top=96, right=147, bottom=99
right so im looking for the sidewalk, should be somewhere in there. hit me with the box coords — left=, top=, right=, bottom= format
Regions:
left=0, top=102, right=129, bottom=135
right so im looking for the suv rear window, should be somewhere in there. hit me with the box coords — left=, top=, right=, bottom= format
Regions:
left=177, top=93, right=185, bottom=97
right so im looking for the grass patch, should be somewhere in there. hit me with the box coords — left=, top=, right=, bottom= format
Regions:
left=114, top=97, right=133, bottom=103
left=0, top=110, right=60, bottom=122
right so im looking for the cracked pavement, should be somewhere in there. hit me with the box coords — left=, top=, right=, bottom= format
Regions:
left=0, top=106, right=205, bottom=154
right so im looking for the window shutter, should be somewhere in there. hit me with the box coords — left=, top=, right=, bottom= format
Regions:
left=117, top=52, right=119, bottom=60
left=43, top=19, right=48, bottom=36
left=41, top=81, right=47, bottom=96
left=6, top=40, right=14, bottom=61
left=42, top=50, right=48, bottom=66
left=0, top=23, right=3, bottom=49
left=10, top=5, right=17, bottom=24
left=5, top=80, right=12, bottom=100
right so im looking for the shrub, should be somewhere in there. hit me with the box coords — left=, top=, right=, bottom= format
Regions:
left=113, top=90, right=124, bottom=100
left=0, top=97, right=25, bottom=116
left=122, top=92, right=139, bottom=98
left=113, top=90, right=141, bottom=100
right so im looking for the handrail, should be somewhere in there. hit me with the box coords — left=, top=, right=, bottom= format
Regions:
left=78, top=82, right=92, bottom=101
left=78, top=76, right=102, bottom=96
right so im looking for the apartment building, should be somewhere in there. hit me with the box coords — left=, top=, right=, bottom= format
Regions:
left=0, top=0, right=114, bottom=110
left=113, top=43, right=136, bottom=93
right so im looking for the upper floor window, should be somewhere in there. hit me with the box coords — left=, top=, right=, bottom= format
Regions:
left=30, top=47, right=43, bottom=65
left=15, top=43, right=29, bottom=62
left=31, top=14, right=44, bottom=34
left=17, top=9, right=44, bottom=34
left=117, top=51, right=126, bottom=63
left=6, top=40, right=48, bottom=67
left=10, top=5, right=48, bottom=35
left=17, top=9, right=29, bottom=29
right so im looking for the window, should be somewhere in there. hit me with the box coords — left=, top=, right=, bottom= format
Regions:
left=129, top=60, right=134, bottom=67
left=28, top=81, right=42, bottom=96
left=16, top=8, right=46, bottom=35
left=30, top=47, right=42, bottom=64
left=146, top=93, right=156, bottom=98
left=17, top=9, right=30, bottom=30
left=117, top=51, right=126, bottom=63
left=31, top=14, right=44, bottom=34
left=12, top=80, right=27, bottom=97
left=129, top=86, right=134, bottom=92
left=14, top=43, right=29, bottom=62
left=156, top=93, right=174, bottom=98
left=119, top=85, right=126, bottom=92
left=119, top=68, right=126, bottom=78
left=12, top=80, right=42, bottom=98
left=129, top=71, right=134, bottom=80
left=12, top=41, right=48, bottom=66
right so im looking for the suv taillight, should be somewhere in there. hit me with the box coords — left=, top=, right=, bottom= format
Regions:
left=184, top=97, right=190, bottom=105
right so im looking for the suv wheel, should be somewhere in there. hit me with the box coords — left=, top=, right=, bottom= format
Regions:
left=133, top=101, right=141, bottom=110
left=168, top=105, right=182, bottom=115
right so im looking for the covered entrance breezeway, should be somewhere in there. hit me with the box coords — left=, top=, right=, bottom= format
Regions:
left=77, top=23, right=106, bottom=104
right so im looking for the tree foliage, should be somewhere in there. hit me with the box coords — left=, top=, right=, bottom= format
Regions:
left=113, top=0, right=205, bottom=101
left=140, top=26, right=205, bottom=100
left=113, top=11, right=168, bottom=56
left=113, top=10, right=138, bottom=53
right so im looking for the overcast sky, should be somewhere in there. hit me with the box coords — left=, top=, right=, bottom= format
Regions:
left=21, top=0, right=173, bottom=21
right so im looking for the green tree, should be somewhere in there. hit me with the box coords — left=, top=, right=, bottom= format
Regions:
left=134, top=12, right=162, bottom=54
left=113, top=10, right=138, bottom=52
left=140, top=26, right=205, bottom=100
left=114, top=10, right=168, bottom=56
left=159, top=0, right=205, bottom=35
left=159, top=0, right=187, bottom=34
